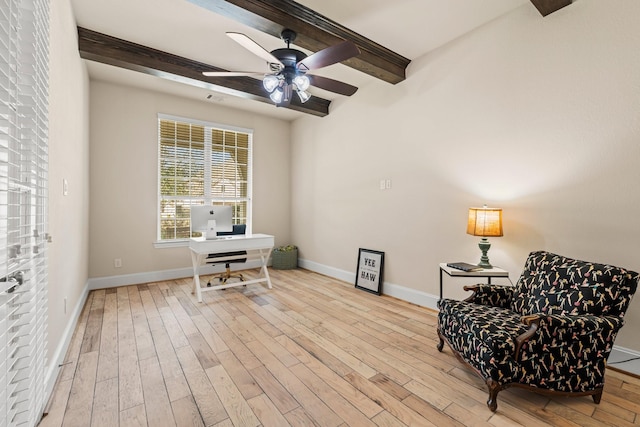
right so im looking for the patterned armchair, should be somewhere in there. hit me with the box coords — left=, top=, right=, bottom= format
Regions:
left=437, top=251, right=638, bottom=411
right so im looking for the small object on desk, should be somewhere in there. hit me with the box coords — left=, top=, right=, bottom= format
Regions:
left=446, top=262, right=483, bottom=272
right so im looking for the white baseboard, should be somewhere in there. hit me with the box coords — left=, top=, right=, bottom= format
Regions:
left=44, top=279, right=91, bottom=408
left=87, top=259, right=264, bottom=290
left=298, top=258, right=439, bottom=309
left=609, top=346, right=640, bottom=376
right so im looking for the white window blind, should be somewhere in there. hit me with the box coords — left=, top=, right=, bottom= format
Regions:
left=158, top=114, right=252, bottom=241
left=0, top=0, right=50, bottom=425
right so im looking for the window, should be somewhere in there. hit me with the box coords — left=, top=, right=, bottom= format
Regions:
left=158, top=115, right=252, bottom=241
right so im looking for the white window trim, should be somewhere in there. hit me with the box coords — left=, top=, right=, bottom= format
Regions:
left=155, top=113, right=253, bottom=245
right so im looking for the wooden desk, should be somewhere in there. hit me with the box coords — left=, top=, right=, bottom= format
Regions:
left=189, top=234, right=274, bottom=302
left=439, top=263, right=509, bottom=302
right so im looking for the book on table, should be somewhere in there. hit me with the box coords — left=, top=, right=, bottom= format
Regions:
left=446, top=262, right=483, bottom=272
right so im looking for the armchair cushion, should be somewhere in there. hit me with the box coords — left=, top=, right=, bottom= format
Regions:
left=510, top=251, right=635, bottom=317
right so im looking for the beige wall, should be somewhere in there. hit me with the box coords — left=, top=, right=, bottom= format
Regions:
left=291, top=0, right=640, bottom=350
left=88, top=81, right=291, bottom=278
left=48, top=0, right=91, bottom=367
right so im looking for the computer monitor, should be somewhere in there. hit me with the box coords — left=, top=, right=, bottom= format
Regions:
left=190, top=205, right=233, bottom=238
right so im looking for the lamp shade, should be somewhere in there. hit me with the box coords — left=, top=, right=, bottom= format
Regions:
left=467, top=207, right=503, bottom=237
left=263, top=75, right=280, bottom=93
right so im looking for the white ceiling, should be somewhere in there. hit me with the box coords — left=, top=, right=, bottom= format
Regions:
left=71, top=0, right=529, bottom=120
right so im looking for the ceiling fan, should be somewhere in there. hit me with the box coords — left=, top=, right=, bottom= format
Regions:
left=203, top=29, right=360, bottom=105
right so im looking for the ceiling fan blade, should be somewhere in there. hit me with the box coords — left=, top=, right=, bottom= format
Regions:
left=308, top=75, right=358, bottom=96
left=202, top=71, right=263, bottom=77
left=297, top=40, right=360, bottom=71
left=226, top=32, right=284, bottom=68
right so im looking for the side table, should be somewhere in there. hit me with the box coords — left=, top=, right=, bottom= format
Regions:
left=439, top=263, right=509, bottom=302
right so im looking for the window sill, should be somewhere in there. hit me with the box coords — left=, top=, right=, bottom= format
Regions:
left=153, top=239, right=189, bottom=249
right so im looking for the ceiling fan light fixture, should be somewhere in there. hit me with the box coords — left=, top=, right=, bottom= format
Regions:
left=263, top=74, right=280, bottom=93
left=293, top=75, right=310, bottom=92
left=296, top=89, right=311, bottom=103
left=270, top=87, right=284, bottom=103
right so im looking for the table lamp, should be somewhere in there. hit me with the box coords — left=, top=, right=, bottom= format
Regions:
left=467, top=206, right=503, bottom=269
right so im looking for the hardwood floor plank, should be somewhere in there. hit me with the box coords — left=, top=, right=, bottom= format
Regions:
left=292, top=322, right=378, bottom=379
left=117, top=287, right=145, bottom=411
left=191, top=314, right=229, bottom=354
left=401, top=394, right=464, bottom=427
left=276, top=334, right=384, bottom=419
left=248, top=365, right=300, bottom=414
left=139, top=288, right=161, bottom=320
left=38, top=378, right=72, bottom=427
left=96, top=291, right=118, bottom=383
left=245, top=338, right=345, bottom=427
left=175, top=345, right=228, bottom=425
left=90, top=377, right=119, bottom=427
left=186, top=331, right=221, bottom=370
left=344, top=371, right=438, bottom=427
left=128, top=286, right=157, bottom=362
left=140, top=356, right=176, bottom=426
left=289, top=362, right=377, bottom=426
left=148, top=315, right=192, bottom=402
left=159, top=304, right=191, bottom=349
left=171, top=395, right=205, bottom=427
left=370, top=409, right=409, bottom=427
left=45, top=269, right=640, bottom=427
left=236, top=314, right=299, bottom=367
left=80, top=290, right=105, bottom=354
left=59, top=291, right=94, bottom=382
left=119, top=403, right=147, bottom=427
left=217, top=349, right=263, bottom=400
left=442, top=402, right=494, bottom=426
left=62, top=351, right=99, bottom=427
left=206, top=364, right=260, bottom=426
left=246, top=393, right=292, bottom=427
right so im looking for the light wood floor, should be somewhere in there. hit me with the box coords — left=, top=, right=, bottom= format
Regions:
left=40, top=268, right=640, bottom=427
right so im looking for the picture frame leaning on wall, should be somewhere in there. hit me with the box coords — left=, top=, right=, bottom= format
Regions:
left=355, top=248, right=384, bottom=295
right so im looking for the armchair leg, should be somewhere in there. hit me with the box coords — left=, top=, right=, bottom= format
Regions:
left=486, top=380, right=501, bottom=412
left=436, top=331, right=444, bottom=352
left=592, top=388, right=603, bottom=404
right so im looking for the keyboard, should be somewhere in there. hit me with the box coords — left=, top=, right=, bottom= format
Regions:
left=446, top=262, right=483, bottom=272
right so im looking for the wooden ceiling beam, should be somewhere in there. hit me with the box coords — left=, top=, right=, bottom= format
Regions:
left=187, top=0, right=410, bottom=84
left=529, top=0, right=572, bottom=17
left=77, top=27, right=330, bottom=117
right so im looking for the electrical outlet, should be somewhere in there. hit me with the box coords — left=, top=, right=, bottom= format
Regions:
left=114, top=258, right=122, bottom=268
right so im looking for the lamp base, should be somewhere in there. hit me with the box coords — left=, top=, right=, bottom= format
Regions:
left=477, top=238, right=493, bottom=269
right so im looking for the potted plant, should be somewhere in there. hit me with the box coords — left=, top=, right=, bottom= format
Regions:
left=271, top=244, right=298, bottom=269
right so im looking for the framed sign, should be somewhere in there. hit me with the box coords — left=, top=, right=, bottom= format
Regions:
left=355, top=248, right=384, bottom=295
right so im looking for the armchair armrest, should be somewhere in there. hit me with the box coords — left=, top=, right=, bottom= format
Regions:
left=463, top=284, right=515, bottom=309
left=521, top=313, right=624, bottom=333
left=516, top=313, right=624, bottom=373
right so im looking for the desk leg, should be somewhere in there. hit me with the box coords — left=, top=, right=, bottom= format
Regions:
left=191, top=251, right=205, bottom=303
left=260, top=248, right=273, bottom=289
left=439, top=268, right=443, bottom=303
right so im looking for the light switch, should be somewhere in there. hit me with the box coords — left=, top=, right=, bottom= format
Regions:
left=379, top=179, right=386, bottom=190
left=63, top=178, right=68, bottom=196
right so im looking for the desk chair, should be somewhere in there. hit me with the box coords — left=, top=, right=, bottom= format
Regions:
left=205, top=224, right=247, bottom=287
